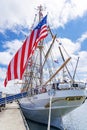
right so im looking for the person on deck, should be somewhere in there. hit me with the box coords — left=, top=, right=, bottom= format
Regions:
left=52, top=83, right=55, bottom=89
left=56, top=79, right=60, bottom=90
left=34, top=86, right=38, bottom=94
left=40, top=87, right=47, bottom=93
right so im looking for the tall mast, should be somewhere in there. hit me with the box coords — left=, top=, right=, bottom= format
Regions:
left=58, top=45, right=73, bottom=81
left=37, top=5, right=44, bottom=86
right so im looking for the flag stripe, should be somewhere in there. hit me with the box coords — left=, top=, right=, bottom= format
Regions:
left=23, top=37, right=30, bottom=68
left=4, top=15, right=48, bottom=86
left=14, top=52, right=18, bottom=78
left=20, top=40, right=27, bottom=78
left=7, top=64, right=11, bottom=80
left=17, top=48, right=22, bottom=79
left=10, top=58, right=14, bottom=79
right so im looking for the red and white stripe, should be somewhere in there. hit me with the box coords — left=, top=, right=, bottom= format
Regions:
left=4, top=23, right=48, bottom=86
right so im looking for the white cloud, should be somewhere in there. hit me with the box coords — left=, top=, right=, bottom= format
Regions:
left=0, top=68, right=6, bottom=80
left=3, top=40, right=23, bottom=53
left=60, top=38, right=80, bottom=55
left=76, top=51, right=87, bottom=80
left=0, top=67, right=22, bottom=93
left=0, top=40, right=23, bottom=65
left=78, top=51, right=87, bottom=68
left=0, top=51, right=11, bottom=65
left=44, top=37, right=80, bottom=62
left=77, top=32, right=87, bottom=43
left=0, top=0, right=87, bottom=31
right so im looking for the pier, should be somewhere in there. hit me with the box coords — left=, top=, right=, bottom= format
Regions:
left=0, top=101, right=29, bottom=130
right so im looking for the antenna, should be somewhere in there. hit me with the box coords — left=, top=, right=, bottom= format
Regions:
left=36, top=5, right=46, bottom=21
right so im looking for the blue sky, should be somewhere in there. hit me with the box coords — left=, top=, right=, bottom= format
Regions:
left=0, top=0, right=87, bottom=93
left=58, top=14, right=87, bottom=42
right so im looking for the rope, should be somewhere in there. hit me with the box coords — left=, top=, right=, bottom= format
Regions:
left=47, top=96, right=52, bottom=130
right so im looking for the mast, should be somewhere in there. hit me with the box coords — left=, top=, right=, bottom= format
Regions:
left=73, top=57, right=79, bottom=81
left=37, top=5, right=44, bottom=86
left=58, top=45, right=73, bottom=81
left=42, top=35, right=56, bottom=67
left=44, top=57, right=71, bottom=85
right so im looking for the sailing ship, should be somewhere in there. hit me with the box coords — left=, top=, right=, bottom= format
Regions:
left=4, top=5, right=86, bottom=130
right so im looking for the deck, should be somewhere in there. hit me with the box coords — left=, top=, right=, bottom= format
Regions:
left=0, top=101, right=29, bottom=130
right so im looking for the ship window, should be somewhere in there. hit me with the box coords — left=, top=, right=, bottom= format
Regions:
left=72, top=84, right=78, bottom=87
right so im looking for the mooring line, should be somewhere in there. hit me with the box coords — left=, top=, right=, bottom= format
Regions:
left=47, top=96, right=52, bottom=130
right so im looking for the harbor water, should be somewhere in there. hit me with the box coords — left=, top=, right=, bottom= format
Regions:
left=26, top=99, right=87, bottom=130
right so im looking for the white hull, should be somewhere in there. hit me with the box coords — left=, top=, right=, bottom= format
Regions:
left=19, top=89, right=86, bottom=129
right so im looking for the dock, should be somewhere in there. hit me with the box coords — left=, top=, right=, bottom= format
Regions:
left=0, top=101, right=29, bottom=130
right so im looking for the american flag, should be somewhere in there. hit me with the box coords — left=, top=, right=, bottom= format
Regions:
left=4, top=15, right=48, bottom=86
